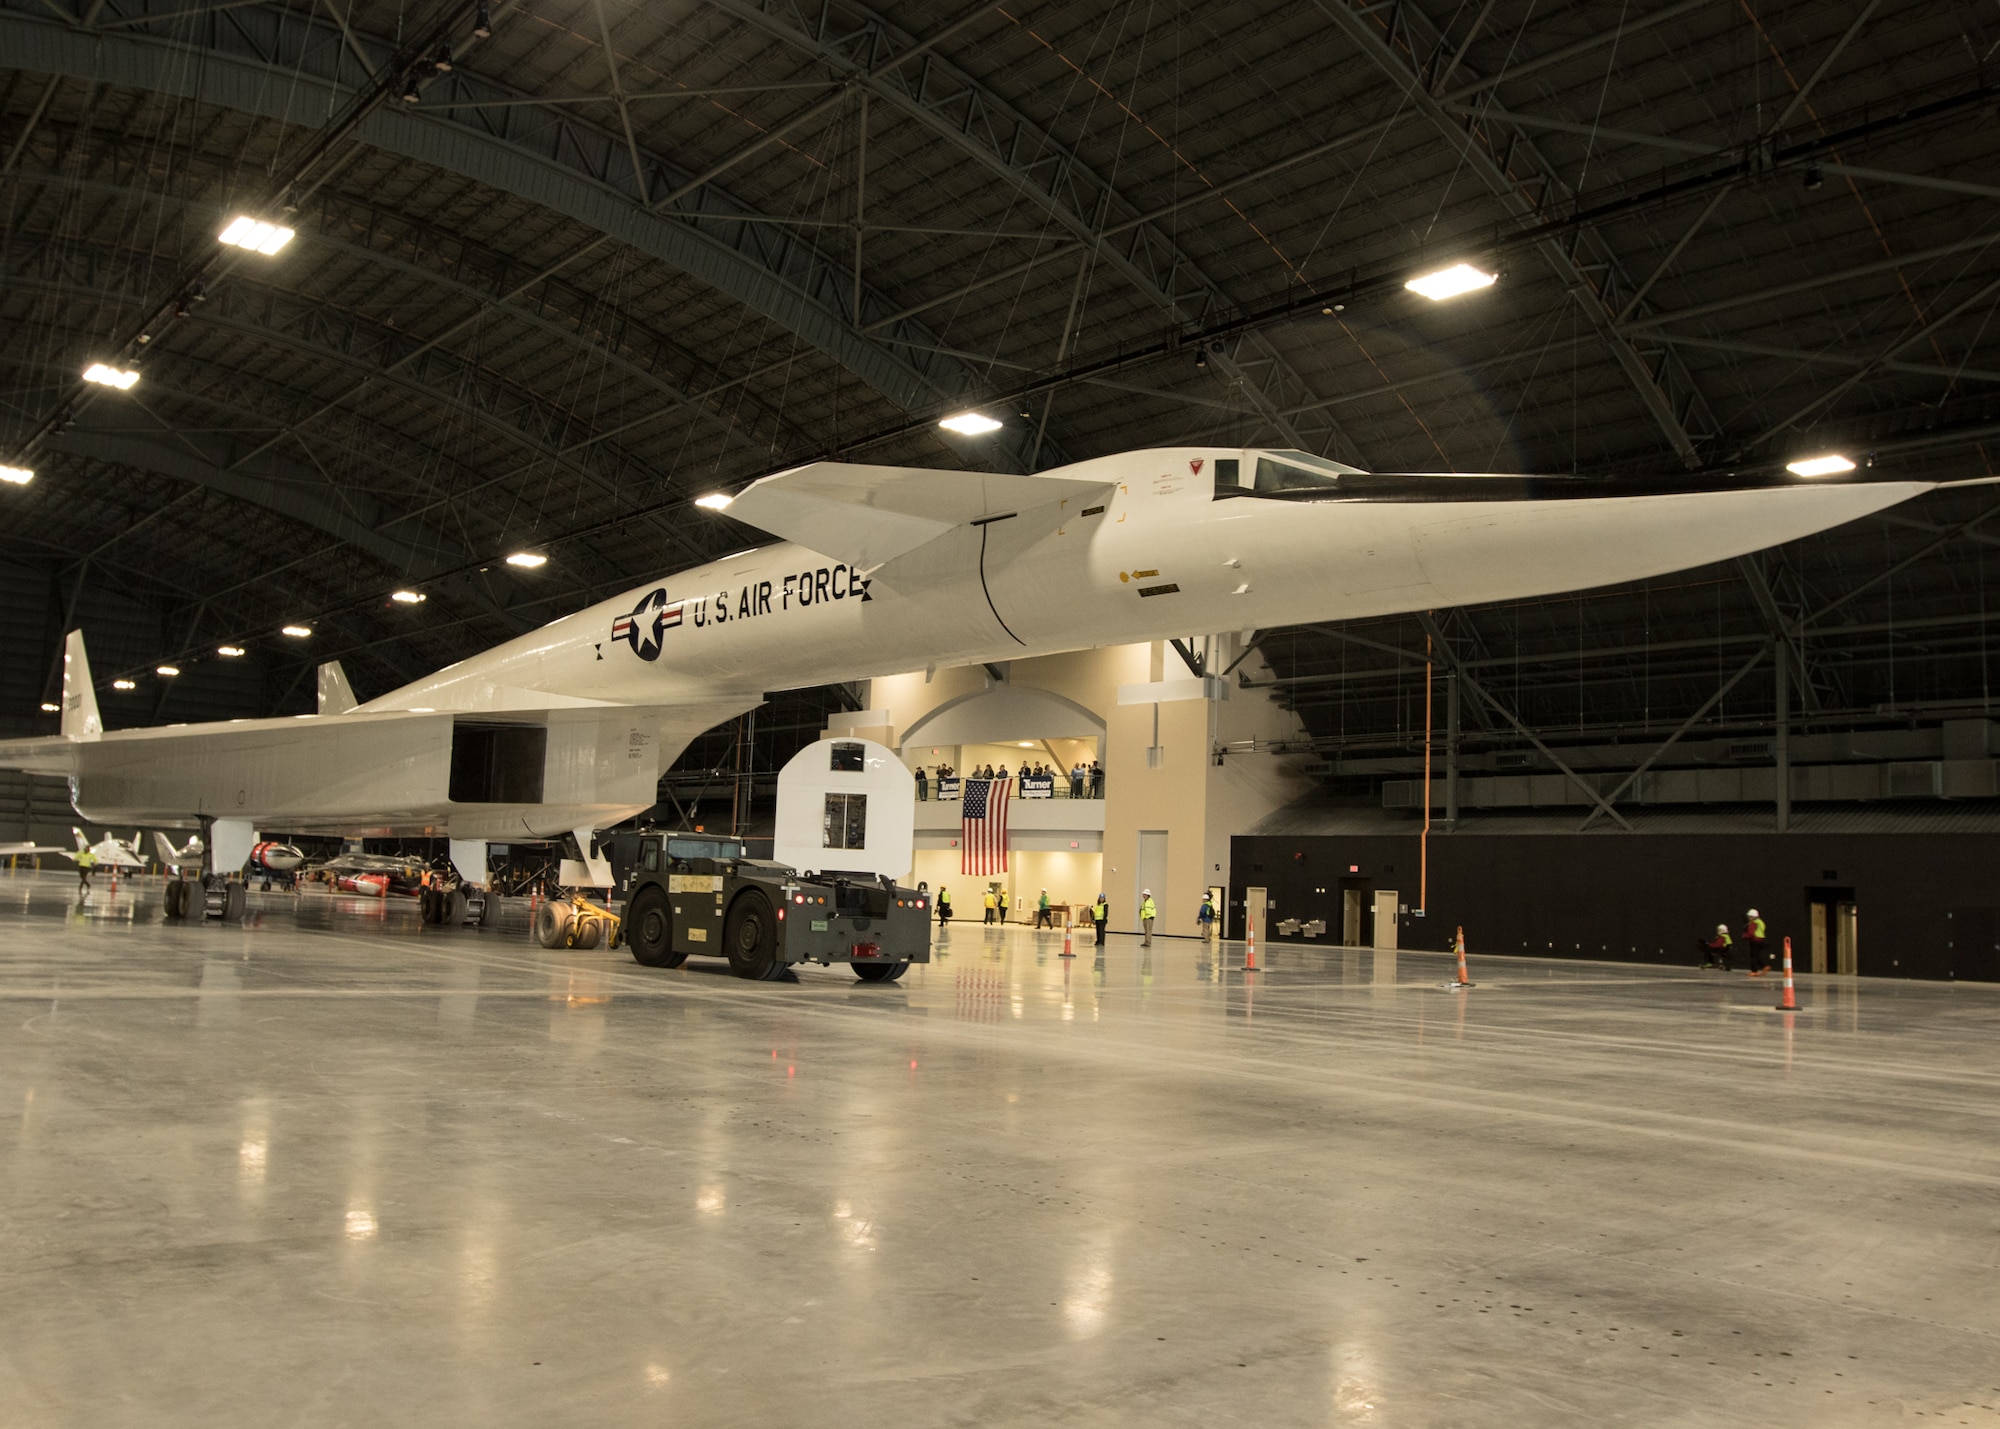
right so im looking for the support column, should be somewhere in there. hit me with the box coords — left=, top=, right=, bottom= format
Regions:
left=1775, top=643, right=1791, bottom=833
left=1445, top=671, right=1461, bottom=829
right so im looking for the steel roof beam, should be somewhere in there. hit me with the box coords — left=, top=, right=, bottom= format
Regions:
left=0, top=3, right=991, bottom=425
left=697, top=0, right=1365, bottom=465
left=1312, top=0, right=1716, bottom=468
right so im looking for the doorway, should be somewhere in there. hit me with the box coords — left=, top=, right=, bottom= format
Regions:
left=1136, top=831, right=1169, bottom=927
left=1806, top=886, right=1857, bottom=975
left=1339, top=876, right=1373, bottom=947
left=1245, top=886, right=1267, bottom=944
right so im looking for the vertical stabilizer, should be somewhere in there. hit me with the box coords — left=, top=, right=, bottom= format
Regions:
left=317, top=661, right=358, bottom=715
left=61, top=631, right=102, bottom=738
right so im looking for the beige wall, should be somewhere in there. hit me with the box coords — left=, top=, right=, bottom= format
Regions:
left=860, top=643, right=1314, bottom=929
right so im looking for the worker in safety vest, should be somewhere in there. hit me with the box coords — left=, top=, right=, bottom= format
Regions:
left=1035, top=889, right=1052, bottom=928
left=997, top=888, right=1010, bottom=923
left=74, top=847, right=97, bottom=894
left=1139, top=889, right=1158, bottom=946
left=1698, top=922, right=1733, bottom=971
left=1742, top=908, right=1771, bottom=975
left=937, top=887, right=953, bottom=924
left=982, top=889, right=997, bottom=924
left=1091, top=894, right=1109, bottom=945
left=1196, top=892, right=1217, bottom=940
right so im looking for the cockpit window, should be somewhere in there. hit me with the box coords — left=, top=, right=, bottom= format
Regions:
left=1265, top=449, right=1367, bottom=475
left=1254, top=457, right=1344, bottom=494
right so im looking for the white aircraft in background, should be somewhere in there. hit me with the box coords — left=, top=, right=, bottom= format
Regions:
left=153, top=832, right=202, bottom=872
left=65, top=828, right=147, bottom=869
left=0, top=840, right=65, bottom=857
left=0, top=445, right=1957, bottom=887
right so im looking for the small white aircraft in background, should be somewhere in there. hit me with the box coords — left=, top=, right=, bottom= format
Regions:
left=153, top=831, right=203, bottom=873
left=65, top=828, right=147, bottom=869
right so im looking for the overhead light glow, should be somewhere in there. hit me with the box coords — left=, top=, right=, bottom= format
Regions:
left=40, top=702, right=58, bottom=713
left=391, top=590, right=426, bottom=604
left=217, top=215, right=295, bottom=255
left=217, top=645, right=245, bottom=657
left=694, top=493, right=733, bottom=510
left=82, top=362, right=140, bottom=390
left=505, top=552, right=547, bottom=568
left=1405, top=262, right=1497, bottom=301
left=1786, top=453, right=1856, bottom=477
left=0, top=464, right=32, bottom=485
left=156, top=665, right=180, bottom=677
left=281, top=624, right=312, bottom=638
left=939, top=411, right=1003, bottom=436
left=112, top=679, right=136, bottom=691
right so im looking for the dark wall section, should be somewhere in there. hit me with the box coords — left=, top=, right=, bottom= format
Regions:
left=1229, top=832, right=2000, bottom=982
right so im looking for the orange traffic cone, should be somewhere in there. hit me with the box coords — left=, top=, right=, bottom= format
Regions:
left=1060, top=916, right=1075, bottom=958
left=1449, top=926, right=1475, bottom=989
left=1775, top=935, right=1799, bottom=1011
left=1244, top=909, right=1260, bottom=972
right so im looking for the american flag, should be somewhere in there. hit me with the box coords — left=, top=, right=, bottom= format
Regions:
left=961, top=777, right=1009, bottom=875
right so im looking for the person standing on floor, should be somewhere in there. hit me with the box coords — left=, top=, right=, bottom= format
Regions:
left=74, top=846, right=96, bottom=895
left=983, top=888, right=997, bottom=924
left=1742, top=908, right=1770, bottom=975
left=1035, top=888, right=1053, bottom=928
left=1196, top=891, right=1217, bottom=940
left=1139, top=889, right=1158, bottom=947
left=1092, top=892, right=1109, bottom=946
left=997, top=888, right=1011, bottom=924
left=915, top=765, right=928, bottom=802
left=937, top=887, right=953, bottom=924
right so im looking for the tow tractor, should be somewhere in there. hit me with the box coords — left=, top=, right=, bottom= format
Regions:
left=596, top=830, right=932, bottom=981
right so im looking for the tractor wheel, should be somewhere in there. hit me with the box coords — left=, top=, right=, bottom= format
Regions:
left=626, top=887, right=684, bottom=968
left=852, top=961, right=910, bottom=983
left=724, top=891, right=784, bottom=980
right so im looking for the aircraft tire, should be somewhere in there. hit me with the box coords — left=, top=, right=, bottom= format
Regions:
left=533, top=900, right=571, bottom=948
left=572, top=917, right=602, bottom=950
left=724, top=891, right=783, bottom=980
left=625, top=888, right=685, bottom=968
left=163, top=879, right=185, bottom=919
left=220, top=883, right=247, bottom=923
left=851, top=961, right=909, bottom=983
left=445, top=890, right=468, bottom=927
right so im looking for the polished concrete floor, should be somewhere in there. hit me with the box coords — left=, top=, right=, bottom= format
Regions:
left=2, top=871, right=1997, bottom=1427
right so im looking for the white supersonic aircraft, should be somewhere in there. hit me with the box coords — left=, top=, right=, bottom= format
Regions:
left=0, top=446, right=1947, bottom=881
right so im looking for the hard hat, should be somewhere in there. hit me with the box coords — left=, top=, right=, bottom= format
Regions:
left=1717, top=924, right=1728, bottom=933
left=1747, top=908, right=1759, bottom=918
left=1142, top=888, right=1151, bottom=895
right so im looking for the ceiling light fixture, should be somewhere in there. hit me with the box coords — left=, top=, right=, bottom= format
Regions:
left=938, top=411, right=1002, bottom=436
left=156, top=665, right=180, bottom=677
left=112, top=679, right=136, bottom=691
left=401, top=74, right=421, bottom=104
left=1786, top=454, right=1856, bottom=477
left=40, top=702, right=58, bottom=713
left=505, top=552, right=547, bottom=568
left=217, top=645, right=245, bottom=657
left=0, top=464, right=32, bottom=485
left=217, top=215, right=295, bottom=255
left=472, top=2, right=493, bottom=38
left=431, top=41, right=453, bottom=72
left=1405, top=262, right=1498, bottom=301
left=281, top=624, right=313, bottom=638
left=82, top=362, right=140, bottom=390
left=391, top=590, right=427, bottom=604
left=694, top=493, right=733, bottom=510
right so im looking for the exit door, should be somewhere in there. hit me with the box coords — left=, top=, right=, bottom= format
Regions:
left=1807, top=887, right=1857, bottom=975
left=1339, top=876, right=1372, bottom=947
left=1246, top=886, right=1267, bottom=944
left=1373, top=889, right=1399, bottom=950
